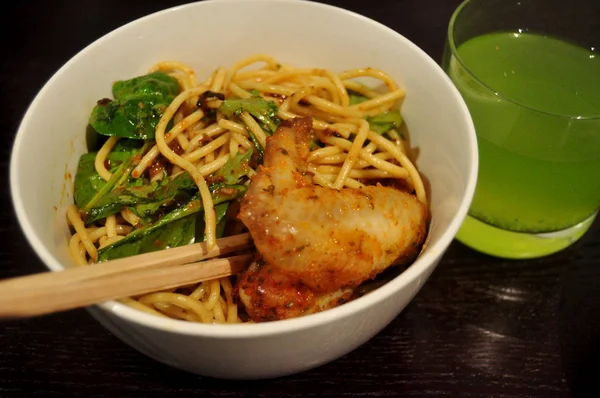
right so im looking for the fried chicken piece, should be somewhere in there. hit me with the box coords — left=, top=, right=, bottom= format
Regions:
left=235, top=117, right=428, bottom=321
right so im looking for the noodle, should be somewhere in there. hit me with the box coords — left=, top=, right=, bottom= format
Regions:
left=68, top=54, right=427, bottom=324
left=332, top=119, right=369, bottom=189
left=95, top=136, right=120, bottom=181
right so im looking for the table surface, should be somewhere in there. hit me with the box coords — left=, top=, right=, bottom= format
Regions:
left=2, top=0, right=599, bottom=396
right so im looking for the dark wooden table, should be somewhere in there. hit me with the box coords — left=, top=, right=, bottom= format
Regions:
left=2, top=0, right=599, bottom=396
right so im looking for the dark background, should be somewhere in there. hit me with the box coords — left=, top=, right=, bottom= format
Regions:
left=1, top=0, right=599, bottom=397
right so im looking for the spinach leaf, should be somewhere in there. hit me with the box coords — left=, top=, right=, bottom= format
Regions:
left=366, top=110, right=404, bottom=136
left=73, top=139, right=146, bottom=212
left=117, top=155, right=253, bottom=222
left=212, top=149, right=253, bottom=185
left=98, top=214, right=197, bottom=262
left=86, top=124, right=108, bottom=152
left=89, top=72, right=180, bottom=140
left=86, top=172, right=197, bottom=224
left=347, top=90, right=404, bottom=136
left=214, top=203, right=229, bottom=239
left=112, top=138, right=146, bottom=154
left=348, top=90, right=370, bottom=105
left=219, top=96, right=281, bottom=134
left=111, top=72, right=180, bottom=101
left=194, top=202, right=230, bottom=243
left=97, top=185, right=247, bottom=261
left=78, top=142, right=151, bottom=224
left=130, top=173, right=197, bottom=218
left=73, top=152, right=107, bottom=210
left=247, top=132, right=264, bottom=164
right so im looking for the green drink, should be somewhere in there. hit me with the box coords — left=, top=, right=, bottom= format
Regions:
left=443, top=0, right=600, bottom=259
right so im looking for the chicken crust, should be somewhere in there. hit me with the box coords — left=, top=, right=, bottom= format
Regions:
left=235, top=117, right=428, bottom=321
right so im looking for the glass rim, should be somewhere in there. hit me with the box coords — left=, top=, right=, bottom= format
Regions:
left=447, top=0, right=600, bottom=121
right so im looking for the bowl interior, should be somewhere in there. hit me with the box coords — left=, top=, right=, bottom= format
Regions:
left=10, top=0, right=477, bottom=335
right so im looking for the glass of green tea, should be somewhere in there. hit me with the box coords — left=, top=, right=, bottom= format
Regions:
left=442, top=0, right=600, bottom=259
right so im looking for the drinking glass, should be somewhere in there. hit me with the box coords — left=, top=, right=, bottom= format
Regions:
left=442, top=0, right=600, bottom=259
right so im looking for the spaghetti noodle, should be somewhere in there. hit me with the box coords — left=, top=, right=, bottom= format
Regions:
left=67, top=54, right=427, bottom=324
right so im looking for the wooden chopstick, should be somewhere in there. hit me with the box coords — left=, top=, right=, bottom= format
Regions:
left=0, top=233, right=254, bottom=319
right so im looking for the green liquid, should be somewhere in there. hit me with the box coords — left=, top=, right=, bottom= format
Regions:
left=448, top=32, right=600, bottom=233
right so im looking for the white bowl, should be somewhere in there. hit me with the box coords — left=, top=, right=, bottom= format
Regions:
left=10, top=0, right=477, bottom=379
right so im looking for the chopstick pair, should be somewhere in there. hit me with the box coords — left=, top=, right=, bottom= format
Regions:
left=0, top=233, right=254, bottom=319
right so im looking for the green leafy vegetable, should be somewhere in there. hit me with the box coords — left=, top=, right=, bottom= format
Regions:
left=348, top=90, right=370, bottom=105
left=129, top=173, right=197, bottom=219
left=347, top=90, right=404, bottom=136
left=111, top=138, right=147, bottom=156
left=86, top=124, right=109, bottom=152
left=89, top=72, right=180, bottom=140
left=214, top=203, right=229, bottom=239
left=212, top=149, right=253, bottom=185
left=87, top=172, right=198, bottom=224
left=73, top=153, right=106, bottom=211
left=74, top=141, right=146, bottom=210
left=195, top=202, right=230, bottom=242
left=97, top=185, right=246, bottom=261
left=111, top=72, right=179, bottom=100
left=247, top=132, right=265, bottom=164
left=75, top=153, right=198, bottom=225
left=366, top=110, right=404, bottom=135
left=74, top=141, right=151, bottom=224
left=98, top=214, right=198, bottom=262
left=123, top=149, right=254, bottom=221
left=219, top=96, right=281, bottom=134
